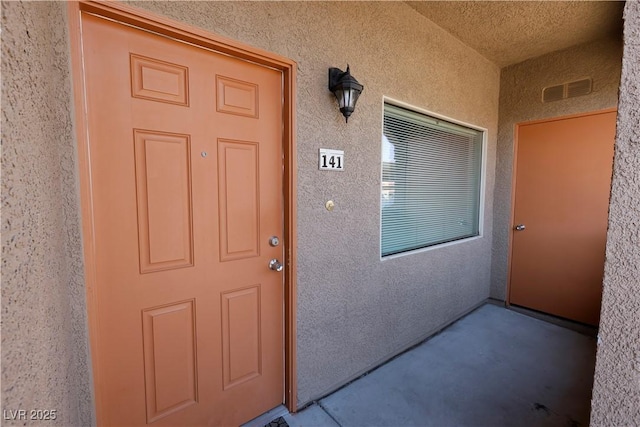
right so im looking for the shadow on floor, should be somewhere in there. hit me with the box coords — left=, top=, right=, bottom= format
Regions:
left=285, top=304, right=597, bottom=427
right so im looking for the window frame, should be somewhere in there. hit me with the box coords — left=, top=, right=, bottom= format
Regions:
left=380, top=97, right=487, bottom=260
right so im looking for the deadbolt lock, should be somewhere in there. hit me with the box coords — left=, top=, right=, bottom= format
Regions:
left=269, top=236, right=280, bottom=247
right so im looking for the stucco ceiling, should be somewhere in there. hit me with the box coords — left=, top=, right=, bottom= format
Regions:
left=406, top=1, right=624, bottom=68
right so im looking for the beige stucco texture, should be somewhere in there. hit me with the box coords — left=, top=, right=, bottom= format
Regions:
left=590, top=1, right=640, bottom=424
left=1, top=2, right=94, bottom=426
left=491, top=35, right=623, bottom=302
left=408, top=1, right=623, bottom=68
left=129, top=0, right=501, bottom=405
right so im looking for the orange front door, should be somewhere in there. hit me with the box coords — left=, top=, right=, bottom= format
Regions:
left=509, top=111, right=616, bottom=326
left=81, top=12, right=284, bottom=426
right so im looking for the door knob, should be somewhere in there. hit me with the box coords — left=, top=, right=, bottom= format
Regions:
left=269, top=259, right=283, bottom=272
left=514, top=224, right=526, bottom=231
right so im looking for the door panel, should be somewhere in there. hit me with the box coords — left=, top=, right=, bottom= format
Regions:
left=81, top=13, right=284, bottom=426
left=217, top=140, right=261, bottom=261
left=142, top=300, right=198, bottom=422
left=133, top=130, right=194, bottom=272
left=221, top=286, right=262, bottom=390
left=510, top=111, right=616, bottom=326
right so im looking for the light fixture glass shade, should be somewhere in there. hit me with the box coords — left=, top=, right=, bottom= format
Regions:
left=329, top=66, right=364, bottom=122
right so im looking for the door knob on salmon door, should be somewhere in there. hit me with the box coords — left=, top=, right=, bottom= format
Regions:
left=269, top=259, right=283, bottom=272
left=515, top=224, right=526, bottom=231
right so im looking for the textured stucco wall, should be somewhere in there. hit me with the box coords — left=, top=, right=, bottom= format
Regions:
left=591, top=1, right=640, bottom=424
left=491, top=36, right=622, bottom=301
left=1, top=2, right=94, bottom=426
left=127, top=1, right=500, bottom=405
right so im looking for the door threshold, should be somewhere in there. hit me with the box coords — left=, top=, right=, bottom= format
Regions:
left=241, top=405, right=290, bottom=427
left=508, top=304, right=598, bottom=337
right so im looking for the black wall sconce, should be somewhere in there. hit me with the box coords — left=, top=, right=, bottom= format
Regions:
left=328, top=65, right=364, bottom=122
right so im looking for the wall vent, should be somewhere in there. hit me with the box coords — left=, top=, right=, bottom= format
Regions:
left=567, top=79, right=593, bottom=98
left=542, top=78, right=592, bottom=103
left=542, top=84, right=564, bottom=103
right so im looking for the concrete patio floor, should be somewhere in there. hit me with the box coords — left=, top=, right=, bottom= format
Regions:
left=282, top=304, right=597, bottom=427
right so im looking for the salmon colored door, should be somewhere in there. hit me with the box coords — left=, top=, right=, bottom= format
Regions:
left=509, top=111, right=616, bottom=326
left=80, top=12, right=284, bottom=426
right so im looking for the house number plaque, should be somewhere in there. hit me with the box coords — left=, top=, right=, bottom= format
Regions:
left=319, top=149, right=344, bottom=171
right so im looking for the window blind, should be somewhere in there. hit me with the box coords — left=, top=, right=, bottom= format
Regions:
left=381, top=103, right=483, bottom=257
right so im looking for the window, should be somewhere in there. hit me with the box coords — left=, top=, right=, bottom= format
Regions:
left=381, top=102, right=483, bottom=257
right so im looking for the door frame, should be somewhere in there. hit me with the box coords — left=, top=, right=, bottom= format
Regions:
left=68, top=0, right=298, bottom=420
left=506, top=108, right=616, bottom=310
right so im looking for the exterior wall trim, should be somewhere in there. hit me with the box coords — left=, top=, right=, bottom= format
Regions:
left=67, top=0, right=298, bottom=419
